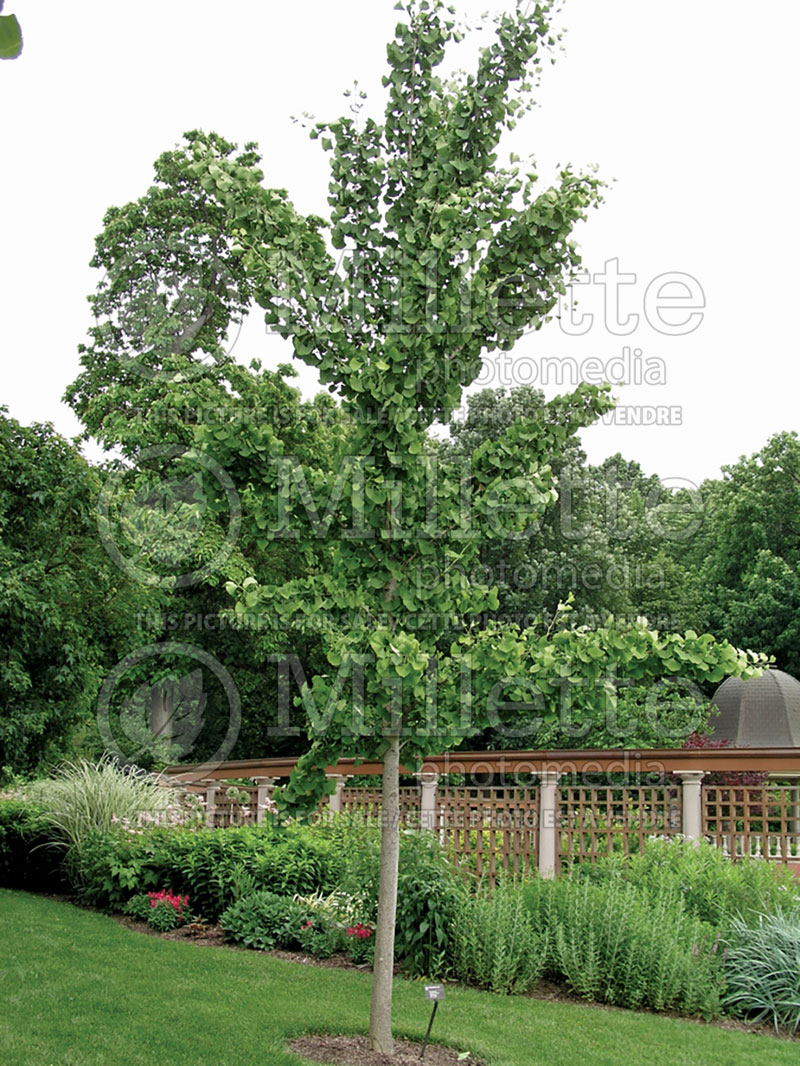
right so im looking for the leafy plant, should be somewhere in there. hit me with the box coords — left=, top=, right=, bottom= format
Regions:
left=336, top=826, right=465, bottom=975
left=0, top=799, right=67, bottom=891
left=724, top=909, right=800, bottom=1033
left=124, top=889, right=194, bottom=930
left=68, top=821, right=341, bottom=919
left=0, top=3, right=22, bottom=59
left=219, top=891, right=315, bottom=952
left=575, top=836, right=799, bottom=929
left=293, top=889, right=366, bottom=925
left=524, top=877, right=725, bottom=1017
left=123, top=893, right=155, bottom=922
left=147, top=902, right=182, bottom=933
left=148, top=891, right=192, bottom=932
left=450, top=879, right=547, bottom=994
left=297, top=916, right=348, bottom=959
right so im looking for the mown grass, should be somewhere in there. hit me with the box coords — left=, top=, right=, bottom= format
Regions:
left=0, top=889, right=796, bottom=1066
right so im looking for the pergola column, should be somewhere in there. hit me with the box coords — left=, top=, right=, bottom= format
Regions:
left=327, top=774, right=350, bottom=814
left=538, top=771, right=561, bottom=879
left=201, top=779, right=219, bottom=828
left=674, top=770, right=705, bottom=841
left=416, top=772, right=440, bottom=833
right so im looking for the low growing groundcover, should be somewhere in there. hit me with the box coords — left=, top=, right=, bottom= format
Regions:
left=0, top=890, right=797, bottom=1066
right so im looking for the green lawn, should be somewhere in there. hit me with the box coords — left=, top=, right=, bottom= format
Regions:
left=0, top=890, right=796, bottom=1066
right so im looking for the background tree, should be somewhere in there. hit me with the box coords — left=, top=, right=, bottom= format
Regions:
left=65, top=136, right=351, bottom=765
left=0, top=411, right=150, bottom=777
left=444, top=393, right=703, bottom=635
left=680, top=431, right=800, bottom=677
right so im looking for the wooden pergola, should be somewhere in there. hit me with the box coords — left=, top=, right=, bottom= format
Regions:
left=164, top=747, right=800, bottom=880
left=165, top=746, right=800, bottom=783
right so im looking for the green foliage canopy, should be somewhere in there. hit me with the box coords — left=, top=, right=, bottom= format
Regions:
left=0, top=412, right=149, bottom=775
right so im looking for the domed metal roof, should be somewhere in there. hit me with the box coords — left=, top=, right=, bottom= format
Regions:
left=707, top=669, right=800, bottom=747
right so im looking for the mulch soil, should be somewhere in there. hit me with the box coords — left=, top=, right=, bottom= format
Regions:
left=112, top=915, right=381, bottom=969
left=114, top=915, right=233, bottom=948
left=290, top=1034, right=484, bottom=1066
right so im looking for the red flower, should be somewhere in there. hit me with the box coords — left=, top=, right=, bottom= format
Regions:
left=147, top=889, right=189, bottom=917
left=347, top=922, right=372, bottom=940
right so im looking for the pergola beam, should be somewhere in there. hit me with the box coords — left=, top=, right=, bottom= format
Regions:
left=164, top=746, right=800, bottom=783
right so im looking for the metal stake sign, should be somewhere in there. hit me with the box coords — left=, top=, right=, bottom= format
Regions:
left=420, top=985, right=445, bottom=1059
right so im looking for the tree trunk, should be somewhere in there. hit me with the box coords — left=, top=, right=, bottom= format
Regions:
left=368, top=732, right=401, bottom=1055
left=150, top=684, right=173, bottom=743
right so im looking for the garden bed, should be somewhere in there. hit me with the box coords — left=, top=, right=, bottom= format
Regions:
left=114, top=909, right=401, bottom=971
left=109, top=902, right=798, bottom=1043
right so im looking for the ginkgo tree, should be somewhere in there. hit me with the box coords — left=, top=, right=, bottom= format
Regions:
left=101, top=1, right=764, bottom=1054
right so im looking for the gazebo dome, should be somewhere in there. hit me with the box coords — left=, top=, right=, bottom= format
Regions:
left=707, top=668, right=800, bottom=747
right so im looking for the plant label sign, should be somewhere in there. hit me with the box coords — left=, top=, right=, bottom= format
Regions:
left=424, top=985, right=445, bottom=1002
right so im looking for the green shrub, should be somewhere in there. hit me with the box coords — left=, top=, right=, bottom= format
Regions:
left=220, top=892, right=315, bottom=951
left=123, top=893, right=154, bottom=922
left=524, top=877, right=725, bottom=1017
left=335, top=825, right=465, bottom=976
left=449, top=879, right=547, bottom=994
left=576, top=837, right=799, bottom=928
left=297, top=916, right=348, bottom=959
left=394, top=833, right=465, bottom=975
left=70, top=823, right=341, bottom=919
left=70, top=829, right=159, bottom=910
left=724, top=909, right=800, bottom=1033
left=0, top=799, right=67, bottom=891
left=148, top=902, right=181, bottom=932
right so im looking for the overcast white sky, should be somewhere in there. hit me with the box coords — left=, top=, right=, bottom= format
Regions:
left=2, top=0, right=799, bottom=486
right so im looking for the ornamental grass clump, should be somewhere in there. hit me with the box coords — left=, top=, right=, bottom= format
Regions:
left=724, top=909, right=800, bottom=1034
left=27, top=757, right=188, bottom=851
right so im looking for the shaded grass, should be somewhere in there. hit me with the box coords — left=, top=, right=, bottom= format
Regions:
left=0, top=889, right=796, bottom=1066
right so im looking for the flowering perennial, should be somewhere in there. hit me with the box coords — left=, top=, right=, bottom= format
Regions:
left=148, top=890, right=189, bottom=921
left=346, top=922, right=373, bottom=940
